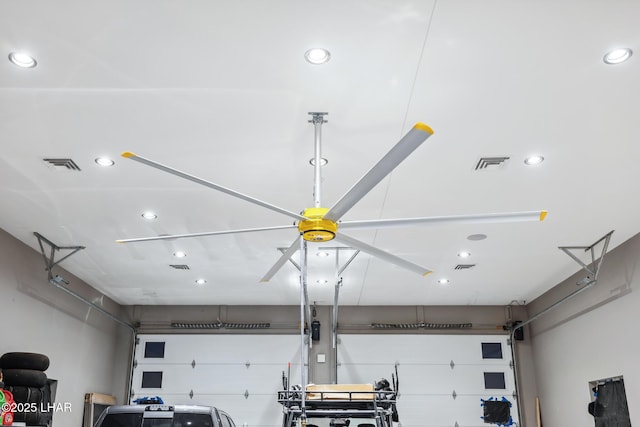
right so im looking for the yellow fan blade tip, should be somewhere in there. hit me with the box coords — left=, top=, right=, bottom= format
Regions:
left=115, top=240, right=124, bottom=244
left=423, top=270, right=433, bottom=277
left=413, top=122, right=434, bottom=135
left=539, top=211, right=548, bottom=221
left=121, top=151, right=136, bottom=158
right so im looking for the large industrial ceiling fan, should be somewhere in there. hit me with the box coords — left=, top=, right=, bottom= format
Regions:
left=118, top=113, right=546, bottom=281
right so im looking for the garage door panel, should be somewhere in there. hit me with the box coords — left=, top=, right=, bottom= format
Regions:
left=337, top=335, right=519, bottom=426
left=137, top=335, right=302, bottom=364
left=339, top=363, right=514, bottom=396
left=448, top=364, right=514, bottom=394
left=397, top=394, right=517, bottom=427
left=451, top=395, right=517, bottom=426
left=132, top=334, right=518, bottom=427
left=339, top=335, right=512, bottom=365
left=133, top=334, right=301, bottom=427
left=337, top=362, right=396, bottom=385
left=339, top=363, right=454, bottom=394
left=395, top=394, right=465, bottom=426
left=134, top=364, right=300, bottom=394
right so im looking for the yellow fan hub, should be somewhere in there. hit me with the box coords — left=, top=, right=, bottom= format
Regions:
left=298, top=208, right=338, bottom=242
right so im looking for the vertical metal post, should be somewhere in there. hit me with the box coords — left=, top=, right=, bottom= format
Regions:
left=313, top=118, right=322, bottom=207
left=299, top=236, right=308, bottom=421
left=332, top=251, right=341, bottom=384
left=333, top=251, right=340, bottom=351
left=309, top=112, right=328, bottom=208
left=127, top=329, right=138, bottom=402
left=332, top=277, right=341, bottom=384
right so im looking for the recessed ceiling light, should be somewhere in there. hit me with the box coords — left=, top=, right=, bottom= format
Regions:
left=195, top=278, right=207, bottom=285
left=316, top=279, right=329, bottom=284
left=603, top=48, right=632, bottom=64
left=437, top=278, right=450, bottom=285
left=8, top=52, right=37, bottom=68
left=95, top=157, right=115, bottom=167
left=524, top=155, right=544, bottom=166
left=309, top=157, right=328, bottom=166
left=316, top=252, right=330, bottom=257
left=305, top=48, right=331, bottom=64
left=173, top=251, right=187, bottom=258
left=467, top=234, right=487, bottom=241
left=458, top=251, right=471, bottom=258
left=141, top=211, right=157, bottom=220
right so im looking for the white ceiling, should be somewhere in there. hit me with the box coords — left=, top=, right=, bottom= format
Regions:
left=1, top=0, right=638, bottom=306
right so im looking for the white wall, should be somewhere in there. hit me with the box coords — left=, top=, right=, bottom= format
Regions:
left=527, top=232, right=639, bottom=426
left=0, top=229, right=132, bottom=425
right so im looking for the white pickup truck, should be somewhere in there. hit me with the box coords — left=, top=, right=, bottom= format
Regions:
left=94, top=404, right=237, bottom=427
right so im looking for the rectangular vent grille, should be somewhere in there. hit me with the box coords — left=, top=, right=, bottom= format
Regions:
left=169, top=264, right=190, bottom=270
left=455, top=264, right=476, bottom=270
left=171, top=322, right=271, bottom=330
left=43, top=158, right=81, bottom=171
left=371, top=322, right=473, bottom=330
left=475, top=156, right=510, bottom=170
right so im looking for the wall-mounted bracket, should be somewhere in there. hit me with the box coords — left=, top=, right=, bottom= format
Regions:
left=558, top=230, right=614, bottom=285
left=33, top=232, right=135, bottom=332
left=34, top=232, right=85, bottom=281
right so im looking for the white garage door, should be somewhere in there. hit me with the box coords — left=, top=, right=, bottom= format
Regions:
left=131, top=334, right=303, bottom=427
left=338, top=334, right=519, bottom=427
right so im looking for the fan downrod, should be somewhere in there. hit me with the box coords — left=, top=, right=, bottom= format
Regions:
left=298, top=208, right=338, bottom=242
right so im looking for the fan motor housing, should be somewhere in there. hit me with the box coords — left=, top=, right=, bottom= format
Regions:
left=298, top=208, right=338, bottom=242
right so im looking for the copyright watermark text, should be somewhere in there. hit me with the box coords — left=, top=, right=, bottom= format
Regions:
left=1, top=402, right=73, bottom=413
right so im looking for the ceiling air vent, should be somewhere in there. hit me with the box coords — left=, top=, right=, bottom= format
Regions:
left=42, top=158, right=81, bottom=171
left=474, top=156, right=510, bottom=170
left=170, top=264, right=190, bottom=270
left=455, top=264, right=476, bottom=270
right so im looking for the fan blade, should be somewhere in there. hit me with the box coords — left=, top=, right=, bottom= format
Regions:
left=116, top=224, right=297, bottom=243
left=260, top=236, right=301, bottom=282
left=121, top=152, right=307, bottom=221
left=334, top=233, right=432, bottom=276
left=339, top=210, right=548, bottom=230
left=324, top=123, right=433, bottom=222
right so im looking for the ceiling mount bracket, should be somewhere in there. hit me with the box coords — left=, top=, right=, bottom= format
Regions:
left=34, top=232, right=85, bottom=281
left=558, top=230, right=614, bottom=285
left=307, top=112, right=328, bottom=124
